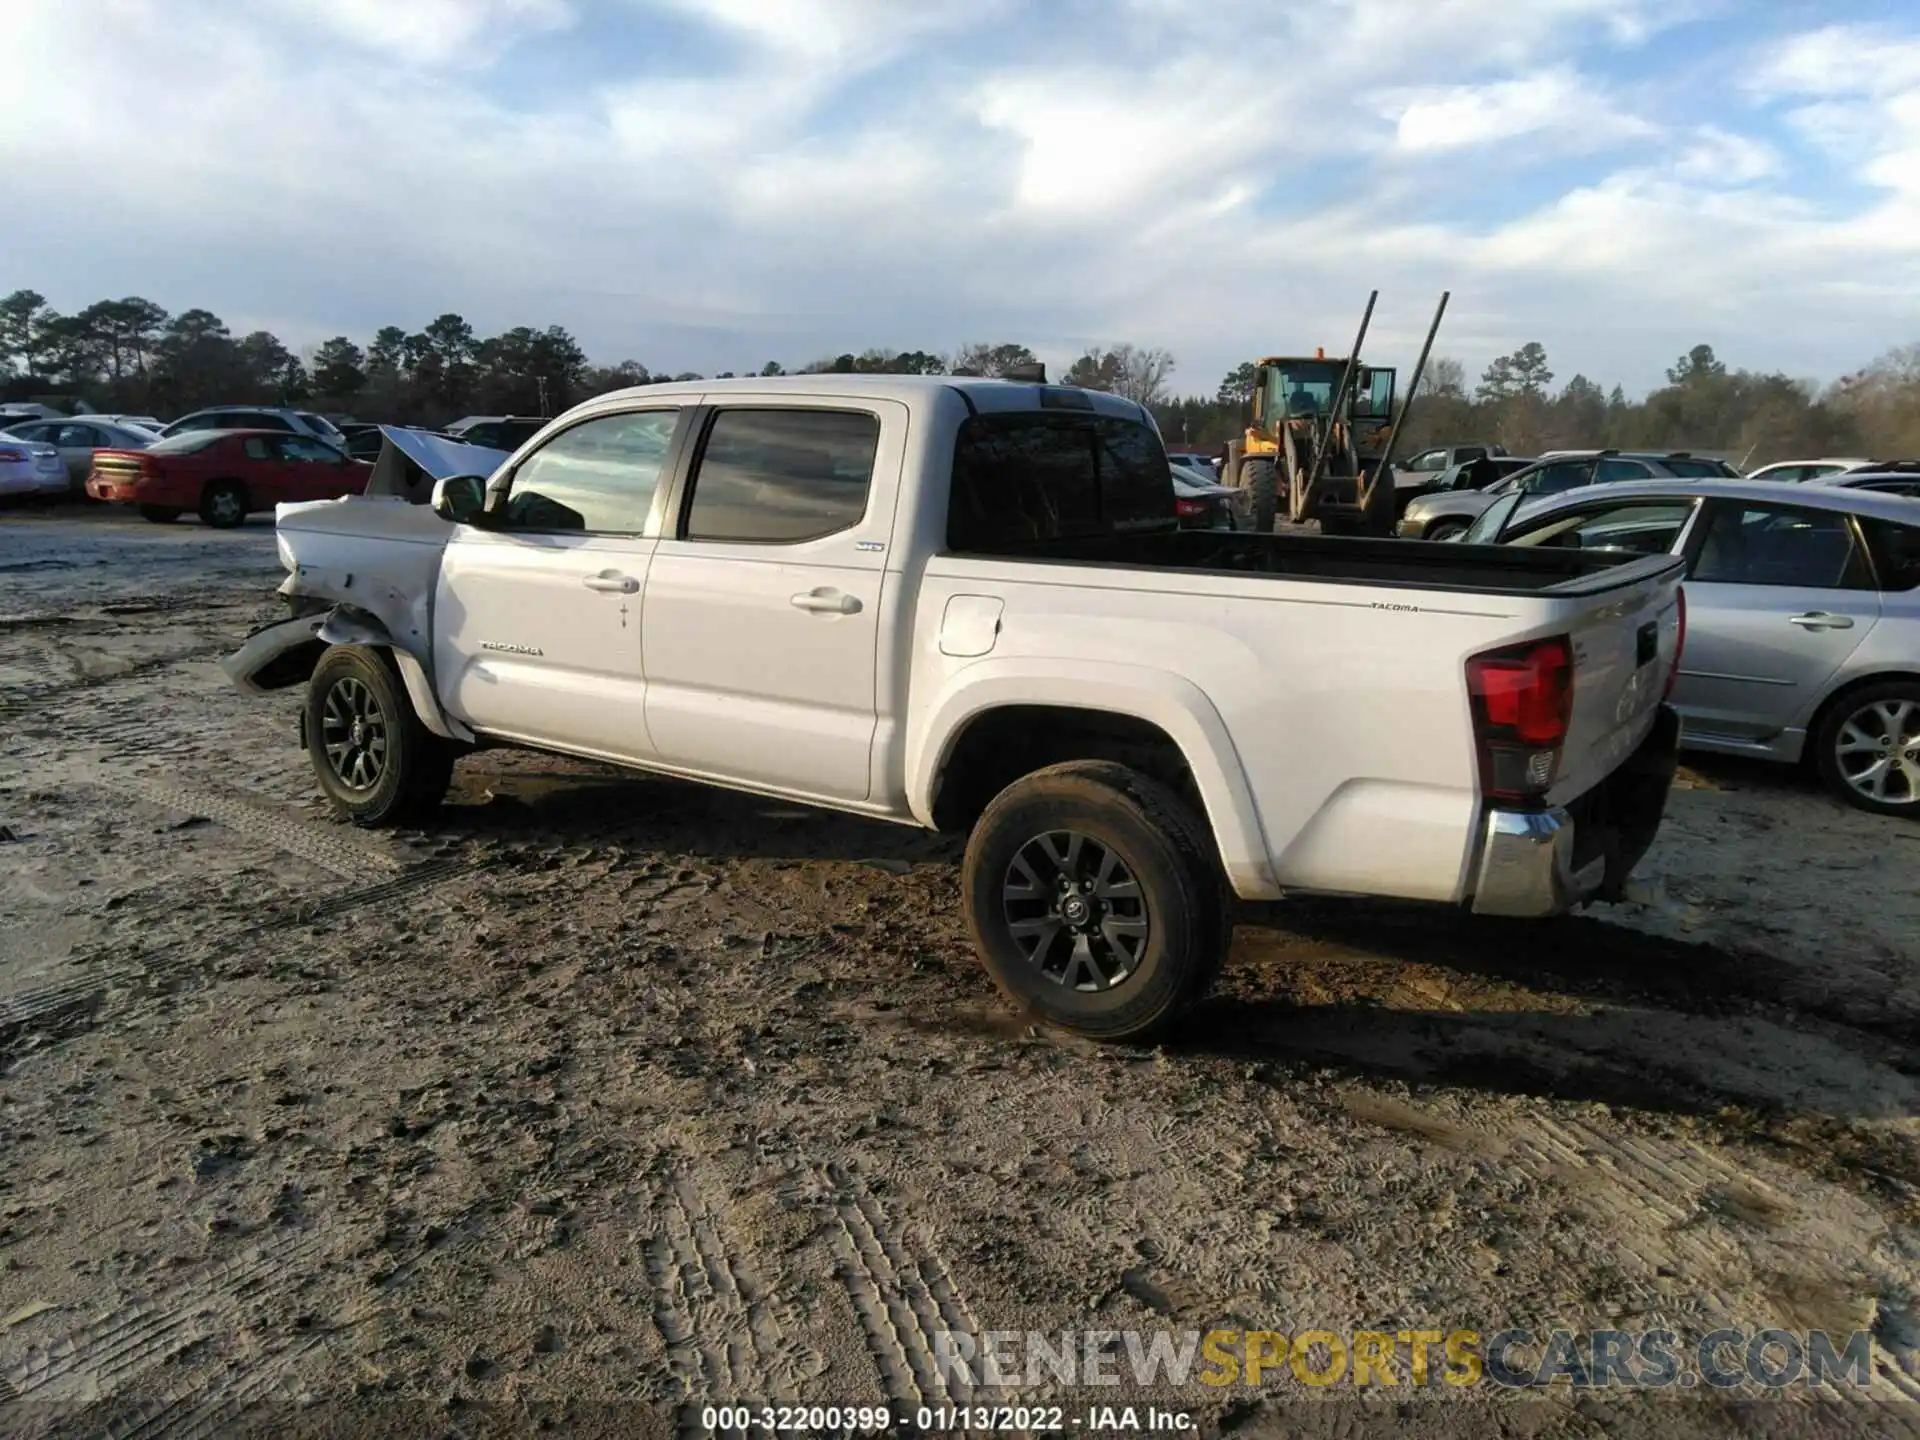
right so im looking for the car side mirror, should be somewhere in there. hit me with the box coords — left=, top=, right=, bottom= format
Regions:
left=431, top=474, right=488, bottom=524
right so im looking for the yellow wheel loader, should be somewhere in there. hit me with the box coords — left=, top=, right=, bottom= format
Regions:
left=1226, top=292, right=1449, bottom=536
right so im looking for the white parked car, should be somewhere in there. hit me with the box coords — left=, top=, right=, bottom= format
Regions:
left=1747, top=457, right=1876, bottom=483
left=226, top=376, right=1685, bottom=1040
left=159, top=406, right=346, bottom=446
left=0, top=432, right=69, bottom=499
left=1, top=417, right=157, bottom=490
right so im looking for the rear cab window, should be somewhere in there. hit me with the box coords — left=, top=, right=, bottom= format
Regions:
left=948, top=412, right=1173, bottom=550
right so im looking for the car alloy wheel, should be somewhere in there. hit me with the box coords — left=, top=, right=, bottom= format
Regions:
left=320, top=675, right=389, bottom=792
left=208, top=489, right=243, bottom=525
left=1833, top=697, right=1920, bottom=807
left=1001, top=830, right=1150, bottom=991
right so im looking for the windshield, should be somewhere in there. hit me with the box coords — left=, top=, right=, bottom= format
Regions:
left=299, top=412, right=345, bottom=441
left=1268, top=361, right=1340, bottom=417
left=1461, top=490, right=1524, bottom=544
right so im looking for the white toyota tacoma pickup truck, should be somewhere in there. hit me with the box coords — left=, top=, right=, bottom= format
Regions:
left=227, top=376, right=1684, bottom=1040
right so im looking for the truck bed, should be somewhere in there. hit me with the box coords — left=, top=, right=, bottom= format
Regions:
left=951, top=527, right=1679, bottom=597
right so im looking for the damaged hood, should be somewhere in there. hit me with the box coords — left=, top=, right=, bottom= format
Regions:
left=366, top=426, right=511, bottom=502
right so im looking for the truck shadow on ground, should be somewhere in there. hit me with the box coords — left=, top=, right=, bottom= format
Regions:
left=1171, top=989, right=1919, bottom=1126
left=1230, top=897, right=1917, bottom=1051
left=435, top=760, right=1916, bottom=1128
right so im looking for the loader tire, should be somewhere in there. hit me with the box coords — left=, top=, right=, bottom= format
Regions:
left=1243, top=457, right=1277, bottom=533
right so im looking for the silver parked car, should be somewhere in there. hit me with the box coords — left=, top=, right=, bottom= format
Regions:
left=1398, top=450, right=1740, bottom=541
left=0, top=417, right=157, bottom=492
left=1466, top=477, right=1920, bottom=815
left=159, top=406, right=346, bottom=446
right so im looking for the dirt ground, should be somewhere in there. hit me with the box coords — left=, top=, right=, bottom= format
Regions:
left=0, top=505, right=1916, bottom=1438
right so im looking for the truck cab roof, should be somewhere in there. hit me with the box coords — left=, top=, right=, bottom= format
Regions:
left=588, top=373, right=1156, bottom=424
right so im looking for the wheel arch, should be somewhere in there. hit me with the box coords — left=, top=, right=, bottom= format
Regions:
left=317, top=609, right=473, bottom=743
left=910, top=660, right=1278, bottom=899
left=1803, top=668, right=1920, bottom=767
left=200, top=474, right=251, bottom=505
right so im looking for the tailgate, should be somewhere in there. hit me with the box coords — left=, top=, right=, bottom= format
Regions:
left=1546, top=554, right=1686, bottom=806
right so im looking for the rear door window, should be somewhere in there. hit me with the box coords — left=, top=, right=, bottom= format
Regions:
left=1596, top=458, right=1654, bottom=483
left=279, top=436, right=343, bottom=463
left=1692, top=503, right=1873, bottom=588
left=682, top=408, right=880, bottom=543
left=948, top=413, right=1173, bottom=549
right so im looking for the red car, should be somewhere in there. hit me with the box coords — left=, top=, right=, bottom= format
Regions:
left=87, top=429, right=373, bottom=528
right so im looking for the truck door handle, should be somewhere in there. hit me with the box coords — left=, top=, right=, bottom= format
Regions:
left=583, top=572, right=639, bottom=594
left=790, top=588, right=861, bottom=615
left=1787, top=611, right=1854, bottom=630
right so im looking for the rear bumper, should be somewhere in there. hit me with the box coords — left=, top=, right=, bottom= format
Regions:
left=1470, top=704, right=1679, bottom=917
left=2, top=468, right=70, bottom=497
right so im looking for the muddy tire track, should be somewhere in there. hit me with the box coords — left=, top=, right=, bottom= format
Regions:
left=1, top=1225, right=331, bottom=1408
left=0, top=857, right=480, bottom=1058
left=815, top=1163, right=980, bottom=1411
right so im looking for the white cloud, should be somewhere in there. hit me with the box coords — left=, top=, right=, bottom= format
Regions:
left=1753, top=23, right=1920, bottom=99
left=1670, top=125, right=1779, bottom=184
left=0, top=0, right=1917, bottom=397
left=1393, top=69, right=1655, bottom=154
left=269, top=0, right=575, bottom=64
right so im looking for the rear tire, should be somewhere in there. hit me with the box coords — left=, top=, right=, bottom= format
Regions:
left=305, top=645, right=456, bottom=827
left=1243, top=457, right=1277, bottom=533
left=199, top=479, right=248, bottom=529
left=138, top=505, right=181, bottom=524
left=1813, top=680, right=1920, bottom=817
left=962, top=760, right=1231, bottom=1041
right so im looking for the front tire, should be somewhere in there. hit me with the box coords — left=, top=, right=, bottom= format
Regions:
left=1814, top=681, right=1920, bottom=817
left=199, top=479, right=248, bottom=529
left=305, top=645, right=456, bottom=827
left=1242, top=457, right=1277, bottom=533
left=1425, top=519, right=1469, bottom=542
left=962, top=760, right=1231, bottom=1041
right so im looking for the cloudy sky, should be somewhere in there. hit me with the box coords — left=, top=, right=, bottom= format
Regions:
left=6, top=0, right=1920, bottom=397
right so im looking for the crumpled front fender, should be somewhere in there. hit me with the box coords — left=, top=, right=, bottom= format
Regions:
left=221, top=614, right=328, bottom=696
left=222, top=606, right=473, bottom=743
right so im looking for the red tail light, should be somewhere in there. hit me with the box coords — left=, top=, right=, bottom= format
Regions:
left=1466, top=635, right=1573, bottom=802
left=1174, top=497, right=1207, bottom=519
left=1663, top=588, right=1686, bottom=701
left=0, top=447, right=27, bottom=464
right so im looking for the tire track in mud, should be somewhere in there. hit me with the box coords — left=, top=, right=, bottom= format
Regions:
left=91, top=774, right=411, bottom=880
left=0, top=640, right=236, bottom=718
left=645, top=1164, right=826, bottom=1430
left=0, top=1225, right=333, bottom=1409
left=1505, top=1113, right=1919, bottom=1405
left=0, top=857, right=478, bottom=1055
left=814, top=1163, right=982, bottom=1410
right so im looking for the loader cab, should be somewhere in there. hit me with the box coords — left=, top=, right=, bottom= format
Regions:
left=1249, top=358, right=1396, bottom=427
